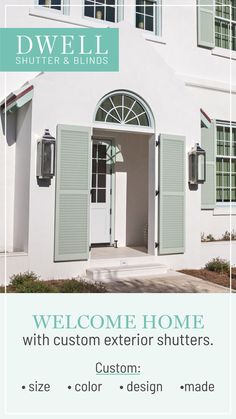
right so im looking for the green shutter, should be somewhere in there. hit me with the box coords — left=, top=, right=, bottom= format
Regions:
left=117, top=0, right=124, bottom=22
left=54, top=125, right=91, bottom=262
left=197, top=0, right=215, bottom=48
left=63, top=1, right=70, bottom=16
left=159, top=134, right=186, bottom=255
left=201, top=120, right=216, bottom=209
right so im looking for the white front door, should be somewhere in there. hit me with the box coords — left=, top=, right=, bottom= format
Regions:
left=90, top=140, right=112, bottom=245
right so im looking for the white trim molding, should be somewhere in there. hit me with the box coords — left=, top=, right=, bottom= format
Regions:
left=212, top=47, right=236, bottom=60
left=179, top=74, right=236, bottom=94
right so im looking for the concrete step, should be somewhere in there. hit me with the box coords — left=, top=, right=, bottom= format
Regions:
left=86, top=263, right=168, bottom=282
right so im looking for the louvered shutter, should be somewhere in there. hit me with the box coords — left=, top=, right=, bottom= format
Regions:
left=201, top=120, right=216, bottom=209
left=54, top=125, right=91, bottom=262
left=159, top=134, right=186, bottom=254
left=197, top=0, right=215, bottom=48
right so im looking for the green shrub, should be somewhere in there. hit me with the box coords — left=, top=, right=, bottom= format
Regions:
left=222, top=231, right=230, bottom=241
left=201, top=233, right=215, bottom=242
left=0, top=286, right=5, bottom=293
left=205, top=257, right=230, bottom=275
left=59, top=279, right=106, bottom=293
left=232, top=230, right=236, bottom=240
left=7, top=272, right=106, bottom=293
left=206, top=234, right=215, bottom=242
left=10, top=271, right=39, bottom=287
left=15, top=281, right=58, bottom=293
left=9, top=271, right=57, bottom=293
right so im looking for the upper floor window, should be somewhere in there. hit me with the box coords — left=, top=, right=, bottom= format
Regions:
left=84, top=0, right=117, bottom=23
left=136, top=0, right=161, bottom=35
left=38, top=0, right=62, bottom=11
left=215, top=0, right=236, bottom=51
left=216, top=123, right=236, bottom=203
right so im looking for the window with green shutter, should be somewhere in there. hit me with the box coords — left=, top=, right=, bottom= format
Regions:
left=216, top=123, right=236, bottom=203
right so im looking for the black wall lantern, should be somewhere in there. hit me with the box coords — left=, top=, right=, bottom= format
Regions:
left=37, top=129, right=56, bottom=179
left=188, top=143, right=206, bottom=185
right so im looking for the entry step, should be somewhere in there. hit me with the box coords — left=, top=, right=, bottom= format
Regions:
left=86, top=263, right=168, bottom=281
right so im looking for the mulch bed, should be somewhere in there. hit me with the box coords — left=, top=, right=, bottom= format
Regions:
left=179, top=269, right=236, bottom=290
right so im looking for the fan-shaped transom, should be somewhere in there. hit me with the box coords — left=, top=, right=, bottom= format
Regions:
left=95, top=93, right=151, bottom=127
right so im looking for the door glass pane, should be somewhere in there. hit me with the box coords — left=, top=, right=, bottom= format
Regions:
left=98, top=160, right=106, bottom=173
left=98, top=189, right=106, bottom=202
left=92, top=144, right=97, bottom=158
left=98, top=174, right=106, bottom=187
left=92, top=159, right=97, bottom=172
left=98, top=144, right=106, bottom=158
left=91, top=189, right=96, bottom=203
left=92, top=174, right=96, bottom=187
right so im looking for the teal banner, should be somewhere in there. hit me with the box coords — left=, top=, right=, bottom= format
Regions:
left=0, top=28, right=119, bottom=72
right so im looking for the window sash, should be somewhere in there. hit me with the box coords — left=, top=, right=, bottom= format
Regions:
left=135, top=0, right=161, bottom=36
left=84, top=0, right=118, bottom=23
left=37, top=0, right=70, bottom=14
left=215, top=0, right=236, bottom=50
left=216, top=124, right=236, bottom=203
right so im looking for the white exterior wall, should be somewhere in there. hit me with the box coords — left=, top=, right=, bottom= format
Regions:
left=0, top=112, right=16, bottom=253
left=1, top=0, right=236, bottom=282
left=13, top=102, right=32, bottom=252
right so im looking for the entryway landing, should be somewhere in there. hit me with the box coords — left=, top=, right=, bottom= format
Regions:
left=91, top=246, right=148, bottom=260
left=88, top=247, right=168, bottom=281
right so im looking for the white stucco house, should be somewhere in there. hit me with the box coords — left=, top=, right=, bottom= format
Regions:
left=0, top=0, right=236, bottom=283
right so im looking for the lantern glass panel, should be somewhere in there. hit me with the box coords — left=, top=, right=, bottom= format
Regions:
left=198, top=153, right=205, bottom=182
left=43, top=142, right=54, bottom=177
left=189, top=153, right=196, bottom=183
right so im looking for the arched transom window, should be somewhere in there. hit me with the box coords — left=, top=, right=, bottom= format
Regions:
left=95, top=93, right=151, bottom=127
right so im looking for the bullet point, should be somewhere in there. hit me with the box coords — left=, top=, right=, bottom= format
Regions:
left=180, top=385, right=184, bottom=390
left=22, top=386, right=25, bottom=390
left=68, top=385, right=72, bottom=390
left=120, top=385, right=123, bottom=390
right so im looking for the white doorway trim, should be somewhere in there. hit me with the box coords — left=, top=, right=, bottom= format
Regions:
left=90, top=137, right=116, bottom=247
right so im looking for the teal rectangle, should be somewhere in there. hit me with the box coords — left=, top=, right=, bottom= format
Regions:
left=0, top=28, right=119, bottom=72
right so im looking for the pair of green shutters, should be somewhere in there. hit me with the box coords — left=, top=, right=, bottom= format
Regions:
left=54, top=126, right=186, bottom=262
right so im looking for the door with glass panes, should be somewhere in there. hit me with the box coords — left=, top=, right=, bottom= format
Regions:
left=91, top=140, right=113, bottom=245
